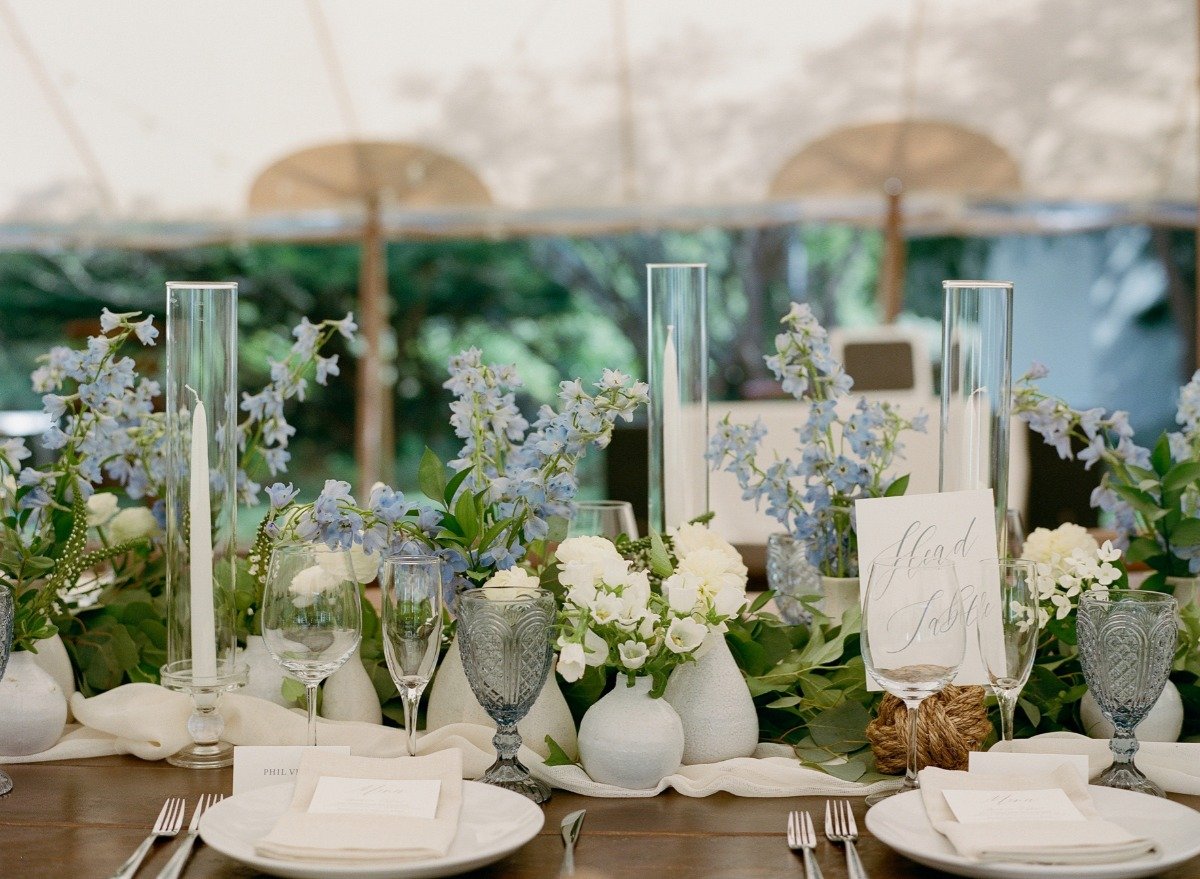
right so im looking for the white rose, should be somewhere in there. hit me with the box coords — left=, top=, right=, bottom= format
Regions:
left=565, top=579, right=598, bottom=610
left=555, top=536, right=623, bottom=567
left=672, top=523, right=741, bottom=564
left=559, top=560, right=600, bottom=593
left=598, top=555, right=632, bottom=587
left=86, top=493, right=119, bottom=527
left=289, top=564, right=342, bottom=607
left=482, top=566, right=540, bottom=600
left=618, top=640, right=649, bottom=670
left=556, top=642, right=586, bottom=682
left=316, top=545, right=379, bottom=584
left=1023, top=524, right=1099, bottom=571
left=109, top=506, right=159, bottom=543
left=665, top=616, right=708, bottom=654
left=675, top=548, right=748, bottom=597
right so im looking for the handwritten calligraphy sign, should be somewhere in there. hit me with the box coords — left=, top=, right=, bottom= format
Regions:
left=854, top=489, right=1001, bottom=690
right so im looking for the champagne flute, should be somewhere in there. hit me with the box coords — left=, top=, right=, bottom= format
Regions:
left=261, top=542, right=362, bottom=746
left=861, top=557, right=966, bottom=803
left=568, top=500, right=639, bottom=540
left=0, top=584, right=12, bottom=795
left=977, top=558, right=1039, bottom=742
left=380, top=555, right=443, bottom=756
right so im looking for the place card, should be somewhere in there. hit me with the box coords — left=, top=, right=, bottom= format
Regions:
left=307, top=777, right=441, bottom=819
left=232, top=745, right=351, bottom=794
left=854, top=489, right=1001, bottom=689
left=969, top=751, right=1091, bottom=785
left=942, top=787, right=1086, bottom=824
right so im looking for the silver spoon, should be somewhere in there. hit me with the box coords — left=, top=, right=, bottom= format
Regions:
left=559, top=809, right=586, bottom=876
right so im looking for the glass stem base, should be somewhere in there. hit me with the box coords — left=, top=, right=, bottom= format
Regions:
left=167, top=740, right=235, bottom=769
left=1094, top=729, right=1164, bottom=797
left=480, top=724, right=551, bottom=804
left=0, top=769, right=11, bottom=796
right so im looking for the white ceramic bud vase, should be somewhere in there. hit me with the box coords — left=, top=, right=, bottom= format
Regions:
left=33, top=633, right=76, bottom=721
left=0, top=651, right=68, bottom=756
left=239, top=635, right=293, bottom=707
left=426, top=632, right=578, bottom=759
left=322, top=643, right=382, bottom=725
left=1080, top=679, right=1183, bottom=743
left=578, top=676, right=684, bottom=789
left=663, top=631, right=758, bottom=764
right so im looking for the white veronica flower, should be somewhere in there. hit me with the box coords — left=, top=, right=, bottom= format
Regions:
left=1023, top=523, right=1098, bottom=568
left=289, top=565, right=342, bottom=607
left=618, top=640, right=649, bottom=670
left=672, top=523, right=741, bottom=564
left=664, top=616, right=708, bottom=654
left=557, top=642, right=586, bottom=682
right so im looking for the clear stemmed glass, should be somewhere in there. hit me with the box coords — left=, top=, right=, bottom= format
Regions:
left=457, top=587, right=555, bottom=803
left=1077, top=589, right=1177, bottom=797
left=861, top=557, right=967, bottom=804
left=0, top=584, right=13, bottom=796
left=380, top=555, right=443, bottom=757
left=261, top=542, right=362, bottom=747
left=977, top=558, right=1040, bottom=742
left=1005, top=509, right=1026, bottom=558
left=568, top=500, right=639, bottom=540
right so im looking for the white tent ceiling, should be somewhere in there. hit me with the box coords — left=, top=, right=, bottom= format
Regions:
left=2, top=0, right=1197, bottom=246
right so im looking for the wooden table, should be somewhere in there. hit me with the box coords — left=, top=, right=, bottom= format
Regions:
left=5, top=756, right=1200, bottom=878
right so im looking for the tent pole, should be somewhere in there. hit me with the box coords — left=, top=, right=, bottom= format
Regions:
left=1195, top=0, right=1200, bottom=370
left=356, top=196, right=387, bottom=495
left=879, top=179, right=906, bottom=323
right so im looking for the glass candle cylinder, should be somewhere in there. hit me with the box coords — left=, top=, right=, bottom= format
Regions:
left=939, top=281, right=1013, bottom=556
left=160, top=282, right=245, bottom=768
left=647, top=263, right=709, bottom=532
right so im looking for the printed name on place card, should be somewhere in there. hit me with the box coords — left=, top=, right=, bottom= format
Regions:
left=307, top=777, right=441, bottom=819
left=941, top=788, right=1086, bottom=824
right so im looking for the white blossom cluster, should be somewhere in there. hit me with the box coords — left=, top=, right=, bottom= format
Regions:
left=1022, top=523, right=1122, bottom=626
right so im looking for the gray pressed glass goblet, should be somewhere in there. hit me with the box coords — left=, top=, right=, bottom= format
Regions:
left=1077, top=589, right=1177, bottom=797
left=0, top=584, right=12, bottom=795
left=457, top=587, right=555, bottom=803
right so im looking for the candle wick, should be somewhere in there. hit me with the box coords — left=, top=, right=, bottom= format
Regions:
left=184, top=384, right=201, bottom=407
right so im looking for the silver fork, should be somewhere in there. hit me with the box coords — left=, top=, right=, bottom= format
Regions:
left=825, top=799, right=867, bottom=879
left=108, top=797, right=186, bottom=879
left=154, top=793, right=223, bottom=879
left=786, top=810, right=824, bottom=879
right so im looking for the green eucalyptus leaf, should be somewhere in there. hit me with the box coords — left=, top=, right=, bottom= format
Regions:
left=884, top=474, right=910, bottom=497
left=543, top=735, right=578, bottom=767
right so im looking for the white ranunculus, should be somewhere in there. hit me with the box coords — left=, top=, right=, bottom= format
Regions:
left=1022, top=523, right=1098, bottom=569
left=289, top=564, right=342, bottom=607
left=583, top=628, right=610, bottom=666
left=565, top=579, right=598, bottom=610
left=482, top=566, right=540, bottom=600
left=672, top=523, right=741, bottom=563
left=665, top=616, right=708, bottom=654
left=555, top=535, right=623, bottom=568
left=86, top=492, right=119, bottom=527
left=559, top=559, right=600, bottom=593
left=618, top=640, right=649, bottom=670
left=675, top=547, right=748, bottom=597
left=316, top=545, right=379, bottom=584
left=556, top=642, right=587, bottom=682
left=109, top=506, right=159, bottom=543
left=624, top=570, right=651, bottom=607
left=598, top=555, right=632, bottom=587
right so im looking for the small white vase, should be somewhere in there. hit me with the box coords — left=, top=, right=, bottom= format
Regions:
left=33, top=633, right=76, bottom=721
left=578, top=676, right=684, bottom=789
left=1080, top=679, right=1184, bottom=743
left=239, top=635, right=292, bottom=707
left=322, top=644, right=382, bottom=724
left=0, top=651, right=68, bottom=756
left=820, top=576, right=860, bottom=622
left=426, top=633, right=578, bottom=760
left=663, top=631, right=758, bottom=764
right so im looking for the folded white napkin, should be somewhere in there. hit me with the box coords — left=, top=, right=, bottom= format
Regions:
left=918, top=765, right=1157, bottom=865
left=255, top=750, right=464, bottom=862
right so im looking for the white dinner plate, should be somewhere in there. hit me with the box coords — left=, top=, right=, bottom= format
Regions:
left=866, top=786, right=1200, bottom=879
left=199, top=781, right=545, bottom=879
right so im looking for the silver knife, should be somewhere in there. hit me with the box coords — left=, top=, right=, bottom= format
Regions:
left=559, top=809, right=586, bottom=876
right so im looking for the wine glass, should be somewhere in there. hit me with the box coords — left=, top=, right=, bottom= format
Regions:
left=860, top=557, right=966, bottom=803
left=261, top=542, right=362, bottom=747
left=1077, top=589, right=1177, bottom=797
left=0, top=584, right=13, bottom=795
left=457, top=587, right=555, bottom=803
left=568, top=500, right=639, bottom=540
left=380, top=555, right=443, bottom=757
left=1005, top=509, right=1026, bottom=558
left=977, top=558, right=1039, bottom=742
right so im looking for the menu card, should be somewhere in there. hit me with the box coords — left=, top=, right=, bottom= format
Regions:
left=854, top=489, right=1001, bottom=690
